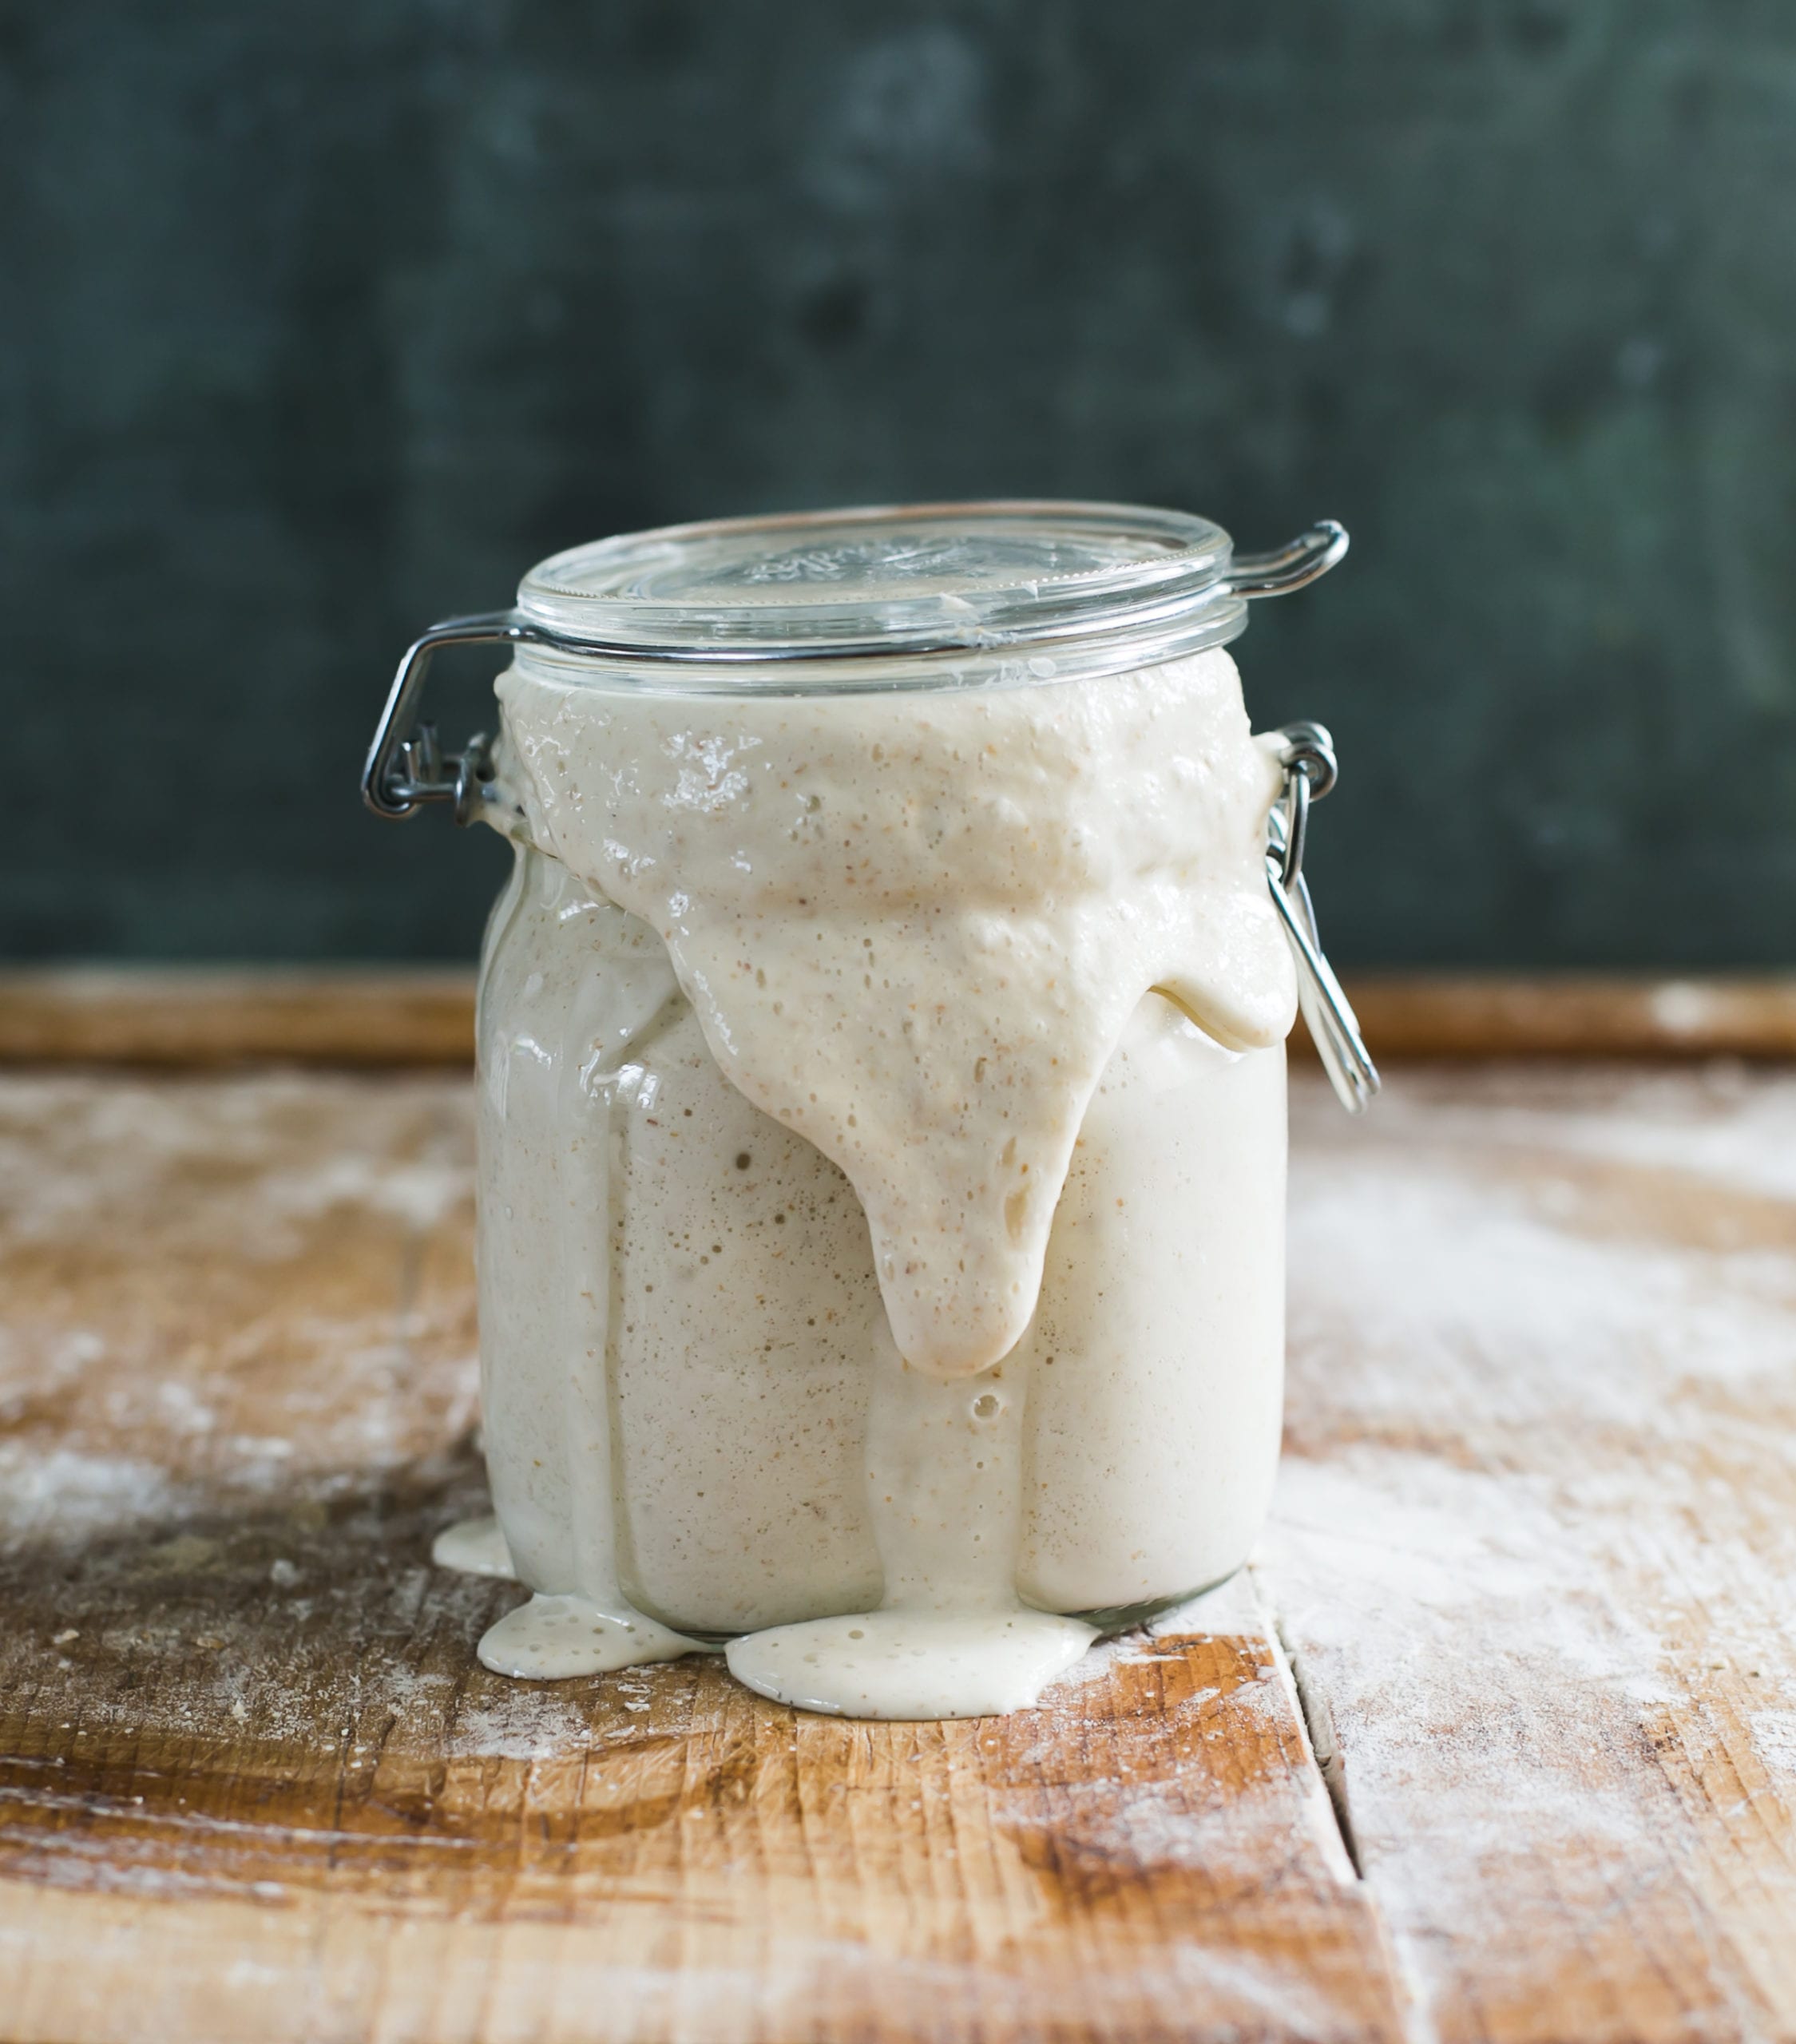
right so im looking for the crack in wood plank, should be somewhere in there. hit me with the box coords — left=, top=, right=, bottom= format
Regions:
left=1267, top=1602, right=1363, bottom=1883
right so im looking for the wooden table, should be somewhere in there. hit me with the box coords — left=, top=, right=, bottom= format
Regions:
left=2, top=976, right=1794, bottom=2044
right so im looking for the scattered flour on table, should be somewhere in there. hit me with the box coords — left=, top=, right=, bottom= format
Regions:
left=1263, top=1068, right=1796, bottom=2023
left=0, top=1445, right=180, bottom=1542
left=259, top=1153, right=472, bottom=1234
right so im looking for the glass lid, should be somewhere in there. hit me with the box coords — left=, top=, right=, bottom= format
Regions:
left=517, top=500, right=1243, bottom=665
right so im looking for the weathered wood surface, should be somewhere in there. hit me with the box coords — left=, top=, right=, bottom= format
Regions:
left=5, top=969, right=1796, bottom=1066
left=1345, top=976, right=1796, bottom=1062
left=0, top=1074, right=1398, bottom=2044
left=1267, top=1066, right=1796, bottom=2044
left=1, top=1063, right=1794, bottom=2042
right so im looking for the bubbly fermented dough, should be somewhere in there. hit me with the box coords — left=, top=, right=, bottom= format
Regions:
left=444, top=650, right=1294, bottom=1717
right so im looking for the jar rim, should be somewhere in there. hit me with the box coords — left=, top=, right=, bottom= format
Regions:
left=514, top=498, right=1247, bottom=683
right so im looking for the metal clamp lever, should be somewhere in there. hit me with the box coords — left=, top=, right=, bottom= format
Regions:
left=362, top=611, right=553, bottom=822
left=1267, top=722, right=1379, bottom=1115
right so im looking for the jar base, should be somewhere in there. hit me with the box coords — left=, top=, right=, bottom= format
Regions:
left=1063, top=1559, right=1251, bottom=1634
left=434, top=1512, right=1254, bottom=1700
left=667, top=1569, right=1249, bottom=1650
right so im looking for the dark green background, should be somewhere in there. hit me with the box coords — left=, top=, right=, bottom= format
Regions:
left=10, top=1, right=1794, bottom=965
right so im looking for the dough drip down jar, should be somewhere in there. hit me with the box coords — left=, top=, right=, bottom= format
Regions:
left=363, top=501, right=1375, bottom=1721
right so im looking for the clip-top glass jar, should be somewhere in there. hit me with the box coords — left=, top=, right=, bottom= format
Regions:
left=364, top=501, right=1374, bottom=1721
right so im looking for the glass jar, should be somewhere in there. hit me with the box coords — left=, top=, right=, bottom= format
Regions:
left=365, top=501, right=1374, bottom=1721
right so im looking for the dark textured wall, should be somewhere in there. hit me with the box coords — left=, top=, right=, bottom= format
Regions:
left=9, top=1, right=1794, bottom=965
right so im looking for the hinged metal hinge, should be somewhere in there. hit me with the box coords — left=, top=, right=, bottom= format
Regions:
left=361, top=612, right=540, bottom=823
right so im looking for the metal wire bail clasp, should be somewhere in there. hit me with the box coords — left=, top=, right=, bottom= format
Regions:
left=1267, top=722, right=1380, bottom=1114
left=362, top=612, right=545, bottom=823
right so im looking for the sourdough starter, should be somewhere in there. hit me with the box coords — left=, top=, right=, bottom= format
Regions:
left=438, top=646, right=1295, bottom=1717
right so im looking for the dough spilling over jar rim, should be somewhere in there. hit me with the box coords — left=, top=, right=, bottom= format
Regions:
left=496, top=647, right=1295, bottom=1381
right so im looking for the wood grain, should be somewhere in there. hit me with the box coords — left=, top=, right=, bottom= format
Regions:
left=5, top=1064, right=1796, bottom=2042
left=1264, top=1064, right=1796, bottom=2044
left=0, top=1074, right=1402, bottom=2044
left=3, top=969, right=1796, bottom=1066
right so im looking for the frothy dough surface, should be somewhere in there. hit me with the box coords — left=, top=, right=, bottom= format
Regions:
left=498, top=651, right=1293, bottom=1380
left=446, top=651, right=1296, bottom=1718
